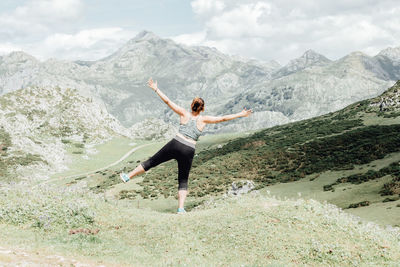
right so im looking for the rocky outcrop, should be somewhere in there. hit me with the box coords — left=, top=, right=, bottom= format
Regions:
left=370, top=81, right=400, bottom=112
left=227, top=180, right=255, bottom=196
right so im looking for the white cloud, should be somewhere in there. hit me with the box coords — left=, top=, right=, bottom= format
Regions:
left=1, top=0, right=400, bottom=63
left=0, top=42, right=23, bottom=55
left=180, top=0, right=400, bottom=64
left=0, top=0, right=84, bottom=39
left=191, top=0, right=226, bottom=17
left=172, top=31, right=207, bottom=47
left=37, top=27, right=136, bottom=60
left=0, top=0, right=135, bottom=61
left=14, top=0, right=83, bottom=21
left=207, top=2, right=272, bottom=38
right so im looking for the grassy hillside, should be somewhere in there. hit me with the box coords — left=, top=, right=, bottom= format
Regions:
left=0, top=183, right=399, bottom=266
left=90, top=82, right=400, bottom=205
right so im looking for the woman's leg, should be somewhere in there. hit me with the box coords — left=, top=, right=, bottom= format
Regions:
left=178, top=189, right=188, bottom=209
left=127, top=139, right=177, bottom=179
left=127, top=164, right=145, bottom=178
left=176, top=145, right=195, bottom=210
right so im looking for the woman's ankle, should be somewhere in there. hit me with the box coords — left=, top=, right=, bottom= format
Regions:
left=177, top=207, right=186, bottom=213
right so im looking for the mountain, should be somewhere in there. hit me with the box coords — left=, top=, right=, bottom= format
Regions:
left=373, top=47, right=400, bottom=81
left=0, top=31, right=281, bottom=131
left=0, top=86, right=129, bottom=180
left=0, top=31, right=400, bottom=134
left=220, top=50, right=396, bottom=123
left=76, top=30, right=281, bottom=127
left=274, top=49, right=331, bottom=77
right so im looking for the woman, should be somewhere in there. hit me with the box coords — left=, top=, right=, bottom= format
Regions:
left=120, top=78, right=252, bottom=213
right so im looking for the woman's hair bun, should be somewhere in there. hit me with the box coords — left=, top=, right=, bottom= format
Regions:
left=191, top=97, right=204, bottom=112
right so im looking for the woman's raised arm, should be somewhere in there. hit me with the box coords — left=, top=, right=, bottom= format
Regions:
left=202, top=108, right=252, bottom=124
left=147, top=78, right=187, bottom=116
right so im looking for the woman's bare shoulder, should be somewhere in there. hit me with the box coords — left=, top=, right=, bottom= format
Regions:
left=179, top=110, right=191, bottom=121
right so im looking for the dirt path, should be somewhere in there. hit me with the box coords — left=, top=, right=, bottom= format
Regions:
left=0, top=245, right=106, bottom=266
left=34, top=143, right=153, bottom=188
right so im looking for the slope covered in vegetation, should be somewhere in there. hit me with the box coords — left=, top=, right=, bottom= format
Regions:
left=93, top=82, right=400, bottom=202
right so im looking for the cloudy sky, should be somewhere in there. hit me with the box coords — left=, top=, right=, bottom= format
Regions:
left=0, top=0, right=399, bottom=64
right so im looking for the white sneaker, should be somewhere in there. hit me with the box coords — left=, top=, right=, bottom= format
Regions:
left=120, top=173, right=130, bottom=183
left=177, top=208, right=186, bottom=214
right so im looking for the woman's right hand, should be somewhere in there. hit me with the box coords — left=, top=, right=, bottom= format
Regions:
left=147, top=78, right=158, bottom=91
left=240, top=107, right=253, bottom=117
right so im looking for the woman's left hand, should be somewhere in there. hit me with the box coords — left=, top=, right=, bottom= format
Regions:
left=147, top=78, right=158, bottom=91
left=240, top=107, right=253, bottom=117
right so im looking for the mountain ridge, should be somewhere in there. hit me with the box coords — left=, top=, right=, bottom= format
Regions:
left=0, top=31, right=399, bottom=133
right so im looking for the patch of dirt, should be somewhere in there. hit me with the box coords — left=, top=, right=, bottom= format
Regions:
left=0, top=246, right=106, bottom=266
left=243, top=140, right=266, bottom=148
left=69, top=228, right=100, bottom=235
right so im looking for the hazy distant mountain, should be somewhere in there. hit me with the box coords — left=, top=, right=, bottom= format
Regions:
left=0, top=31, right=399, bottom=134
left=373, top=47, right=400, bottom=81
left=0, top=31, right=282, bottom=131
left=220, top=50, right=397, bottom=123
left=274, top=49, right=331, bottom=77
left=75, top=31, right=282, bottom=128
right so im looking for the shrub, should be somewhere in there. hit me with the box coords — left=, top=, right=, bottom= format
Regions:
left=382, top=197, right=399, bottom=203
left=74, top=143, right=85, bottom=148
left=347, top=201, right=370, bottom=209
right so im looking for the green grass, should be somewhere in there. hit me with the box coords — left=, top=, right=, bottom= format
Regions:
left=70, top=131, right=254, bottom=195
left=0, top=186, right=399, bottom=266
left=259, top=152, right=400, bottom=226
left=118, top=116, right=400, bottom=200
left=52, top=137, right=148, bottom=179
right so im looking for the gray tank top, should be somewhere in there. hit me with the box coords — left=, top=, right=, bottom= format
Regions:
left=178, top=115, right=203, bottom=141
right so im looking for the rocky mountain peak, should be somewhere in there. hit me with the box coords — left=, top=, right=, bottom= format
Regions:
left=103, top=30, right=167, bottom=62
left=300, top=49, right=331, bottom=64
left=302, top=49, right=329, bottom=61
left=377, top=47, right=400, bottom=62
left=274, top=49, right=331, bottom=77
left=336, top=51, right=370, bottom=65
left=347, top=51, right=369, bottom=58
left=2, top=51, right=38, bottom=64
left=130, top=30, right=160, bottom=43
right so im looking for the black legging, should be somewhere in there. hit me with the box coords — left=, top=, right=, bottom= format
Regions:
left=140, top=137, right=195, bottom=190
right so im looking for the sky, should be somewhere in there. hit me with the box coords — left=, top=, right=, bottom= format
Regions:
left=0, top=0, right=399, bottom=65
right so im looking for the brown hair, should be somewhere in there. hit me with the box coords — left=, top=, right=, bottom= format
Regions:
left=191, top=97, right=204, bottom=112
